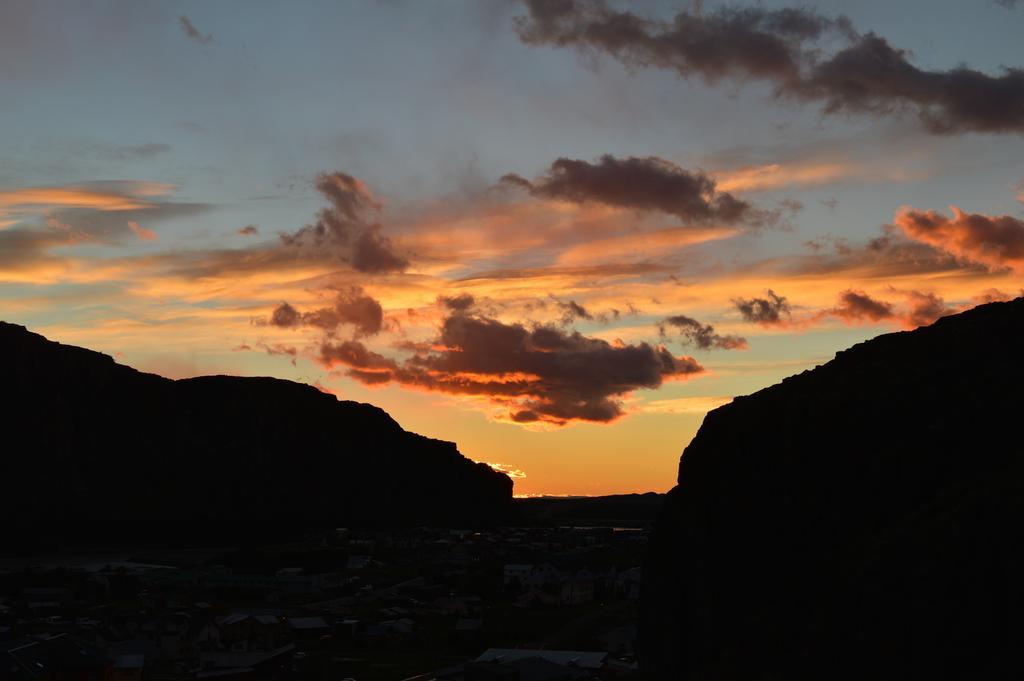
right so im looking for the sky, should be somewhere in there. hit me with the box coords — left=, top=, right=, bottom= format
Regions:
left=2, top=0, right=1024, bottom=496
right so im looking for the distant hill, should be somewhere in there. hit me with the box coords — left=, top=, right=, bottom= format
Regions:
left=515, top=493, right=664, bottom=527
left=641, top=298, right=1024, bottom=679
left=0, top=322, right=512, bottom=552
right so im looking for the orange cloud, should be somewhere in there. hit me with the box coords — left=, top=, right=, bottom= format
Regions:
left=715, top=162, right=855, bottom=193
left=555, top=226, right=737, bottom=266
left=820, top=288, right=955, bottom=330
left=827, top=289, right=895, bottom=323
left=895, top=205, right=1024, bottom=273
left=0, top=182, right=173, bottom=216
left=127, top=220, right=157, bottom=241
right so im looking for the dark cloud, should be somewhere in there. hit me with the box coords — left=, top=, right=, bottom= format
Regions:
left=515, top=0, right=1024, bottom=134
left=179, top=15, right=213, bottom=45
left=828, top=289, right=894, bottom=322
left=352, top=226, right=408, bottom=273
left=237, top=225, right=259, bottom=236
left=556, top=299, right=592, bottom=325
left=319, top=339, right=396, bottom=371
left=281, top=172, right=408, bottom=273
left=317, top=310, right=704, bottom=425
left=659, top=314, right=747, bottom=350
left=267, top=287, right=384, bottom=337
left=516, top=1, right=840, bottom=84
left=502, top=155, right=779, bottom=227
left=270, top=302, right=302, bottom=328
left=733, top=289, right=791, bottom=325
left=895, top=206, right=1024, bottom=272
left=438, top=293, right=477, bottom=312
left=798, top=34, right=1024, bottom=134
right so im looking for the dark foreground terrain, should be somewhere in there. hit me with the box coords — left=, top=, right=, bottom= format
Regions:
left=0, top=520, right=649, bottom=680
left=642, top=297, right=1024, bottom=680
left=8, top=297, right=1021, bottom=680
left=0, top=321, right=511, bottom=551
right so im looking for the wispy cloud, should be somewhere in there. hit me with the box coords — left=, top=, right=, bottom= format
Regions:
left=642, top=395, right=734, bottom=415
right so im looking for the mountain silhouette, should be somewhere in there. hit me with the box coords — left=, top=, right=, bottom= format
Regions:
left=0, top=322, right=512, bottom=552
left=641, top=298, right=1024, bottom=680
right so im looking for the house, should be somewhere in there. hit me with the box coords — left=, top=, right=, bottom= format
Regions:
left=187, top=617, right=221, bottom=652
left=432, top=595, right=480, bottom=616
left=614, top=567, right=641, bottom=601
left=137, top=613, right=192, bottom=660
left=216, top=614, right=281, bottom=652
left=560, top=569, right=595, bottom=605
left=525, top=564, right=564, bottom=589
left=501, top=564, right=533, bottom=587
left=514, top=589, right=560, bottom=609
left=283, top=617, right=329, bottom=643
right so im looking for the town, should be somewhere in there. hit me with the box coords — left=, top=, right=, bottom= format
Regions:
left=0, top=524, right=647, bottom=681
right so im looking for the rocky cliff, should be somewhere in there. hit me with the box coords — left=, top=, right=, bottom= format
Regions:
left=641, top=298, right=1024, bottom=680
left=0, top=322, right=512, bottom=552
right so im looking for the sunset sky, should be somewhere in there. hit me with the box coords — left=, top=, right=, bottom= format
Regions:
left=3, top=0, right=1024, bottom=496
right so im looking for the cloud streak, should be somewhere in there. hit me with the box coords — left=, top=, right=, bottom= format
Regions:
left=0, top=182, right=174, bottom=217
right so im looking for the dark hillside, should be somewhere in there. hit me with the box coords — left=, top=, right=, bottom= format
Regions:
left=642, top=298, right=1024, bottom=680
left=0, top=322, right=512, bottom=552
